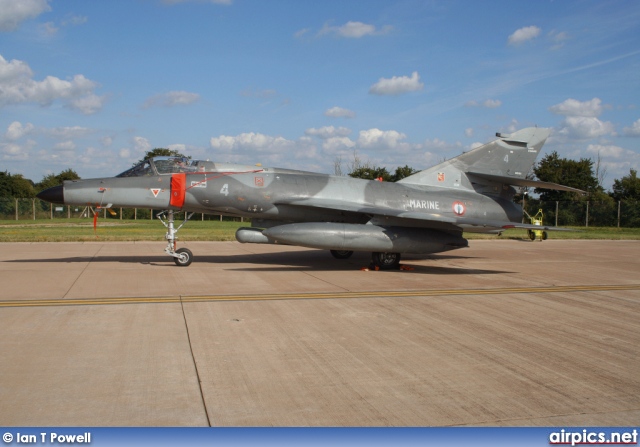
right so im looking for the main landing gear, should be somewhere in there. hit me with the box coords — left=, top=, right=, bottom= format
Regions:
left=330, top=249, right=402, bottom=270
left=370, top=252, right=401, bottom=270
left=157, top=210, right=194, bottom=266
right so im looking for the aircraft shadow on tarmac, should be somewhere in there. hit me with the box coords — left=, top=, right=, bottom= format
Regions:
left=4, top=250, right=512, bottom=275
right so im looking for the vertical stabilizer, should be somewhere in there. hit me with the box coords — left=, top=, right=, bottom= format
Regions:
left=398, top=127, right=550, bottom=188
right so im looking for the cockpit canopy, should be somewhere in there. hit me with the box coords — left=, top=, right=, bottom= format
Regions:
left=116, top=157, right=270, bottom=177
left=116, top=157, right=196, bottom=177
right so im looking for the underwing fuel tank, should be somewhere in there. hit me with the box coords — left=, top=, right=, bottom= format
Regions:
left=236, top=223, right=468, bottom=254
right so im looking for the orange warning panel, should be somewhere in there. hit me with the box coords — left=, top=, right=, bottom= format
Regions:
left=170, top=173, right=186, bottom=208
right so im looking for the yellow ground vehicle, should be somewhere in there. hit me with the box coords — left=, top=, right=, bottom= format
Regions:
left=524, top=209, right=547, bottom=241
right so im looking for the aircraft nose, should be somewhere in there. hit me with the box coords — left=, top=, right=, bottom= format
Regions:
left=36, top=185, right=64, bottom=204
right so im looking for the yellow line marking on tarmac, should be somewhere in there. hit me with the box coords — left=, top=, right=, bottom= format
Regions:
left=1, top=284, right=639, bottom=308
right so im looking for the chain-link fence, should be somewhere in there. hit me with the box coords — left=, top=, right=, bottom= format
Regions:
left=0, top=198, right=243, bottom=222
left=2, top=198, right=639, bottom=227
left=521, top=199, right=639, bottom=227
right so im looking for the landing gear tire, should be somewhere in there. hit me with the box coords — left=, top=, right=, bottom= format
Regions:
left=542, top=231, right=548, bottom=241
left=173, top=247, right=193, bottom=267
left=330, top=249, right=354, bottom=259
left=528, top=230, right=536, bottom=241
left=371, top=252, right=401, bottom=270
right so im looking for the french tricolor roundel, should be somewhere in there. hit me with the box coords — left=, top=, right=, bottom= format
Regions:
left=452, top=201, right=466, bottom=216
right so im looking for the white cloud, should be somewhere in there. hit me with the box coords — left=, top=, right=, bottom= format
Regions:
left=210, top=132, right=295, bottom=154
left=47, top=126, right=92, bottom=139
left=53, top=140, right=76, bottom=152
left=464, top=128, right=474, bottom=138
left=465, top=99, right=502, bottom=108
left=168, top=143, right=187, bottom=153
left=305, top=126, right=351, bottom=139
left=69, top=93, right=106, bottom=115
left=1, top=142, right=30, bottom=160
left=294, top=28, right=310, bottom=39
left=623, top=119, right=640, bottom=137
left=369, top=71, right=423, bottom=96
left=423, top=138, right=463, bottom=152
left=62, top=15, right=88, bottom=26
left=143, top=90, right=200, bottom=108
left=507, top=25, right=541, bottom=45
left=503, top=120, right=520, bottom=134
left=0, top=54, right=106, bottom=114
left=209, top=132, right=320, bottom=167
left=163, top=0, right=232, bottom=5
left=549, top=98, right=604, bottom=117
left=586, top=144, right=628, bottom=159
left=40, top=14, right=87, bottom=37
left=548, top=30, right=569, bottom=49
left=40, top=21, right=58, bottom=36
left=0, top=54, right=32, bottom=82
left=321, top=137, right=356, bottom=155
left=319, top=21, right=391, bottom=38
left=133, top=136, right=151, bottom=154
left=5, top=121, right=34, bottom=140
left=557, top=116, right=615, bottom=139
left=357, top=128, right=409, bottom=151
left=483, top=99, right=502, bottom=108
left=0, top=0, right=51, bottom=32
left=324, top=106, right=355, bottom=118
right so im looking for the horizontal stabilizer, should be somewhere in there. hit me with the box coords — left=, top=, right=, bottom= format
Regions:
left=467, top=172, right=586, bottom=194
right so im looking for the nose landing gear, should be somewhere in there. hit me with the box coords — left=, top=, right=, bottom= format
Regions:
left=157, top=210, right=194, bottom=266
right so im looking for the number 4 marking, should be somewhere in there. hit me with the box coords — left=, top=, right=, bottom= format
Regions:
left=220, top=184, right=229, bottom=196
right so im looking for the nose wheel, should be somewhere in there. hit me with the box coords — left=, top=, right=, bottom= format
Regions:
left=173, top=247, right=193, bottom=266
left=157, top=210, right=194, bottom=266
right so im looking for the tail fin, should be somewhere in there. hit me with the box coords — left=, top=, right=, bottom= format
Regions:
left=398, top=127, right=550, bottom=189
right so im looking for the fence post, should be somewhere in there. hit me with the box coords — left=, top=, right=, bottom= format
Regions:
left=585, top=201, right=589, bottom=228
left=32, top=198, right=35, bottom=220
left=618, top=201, right=621, bottom=228
left=50, top=202, right=53, bottom=220
left=15, top=198, right=18, bottom=220
left=555, top=201, right=559, bottom=226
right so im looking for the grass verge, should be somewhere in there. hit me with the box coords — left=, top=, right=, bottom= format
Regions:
left=1, top=219, right=639, bottom=242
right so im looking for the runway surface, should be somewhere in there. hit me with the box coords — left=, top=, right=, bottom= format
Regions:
left=0, top=240, right=639, bottom=426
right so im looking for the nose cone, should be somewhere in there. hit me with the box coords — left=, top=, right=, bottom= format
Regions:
left=37, top=185, right=64, bottom=204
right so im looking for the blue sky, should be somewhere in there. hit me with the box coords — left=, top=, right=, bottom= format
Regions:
left=1, top=0, right=639, bottom=189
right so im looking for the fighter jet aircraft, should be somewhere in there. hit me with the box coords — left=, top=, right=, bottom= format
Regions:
left=37, top=127, right=582, bottom=269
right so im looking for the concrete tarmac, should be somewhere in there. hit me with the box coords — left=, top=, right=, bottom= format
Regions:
left=0, top=240, right=638, bottom=426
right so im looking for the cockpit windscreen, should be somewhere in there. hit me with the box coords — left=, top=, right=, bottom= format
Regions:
left=116, top=157, right=195, bottom=177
